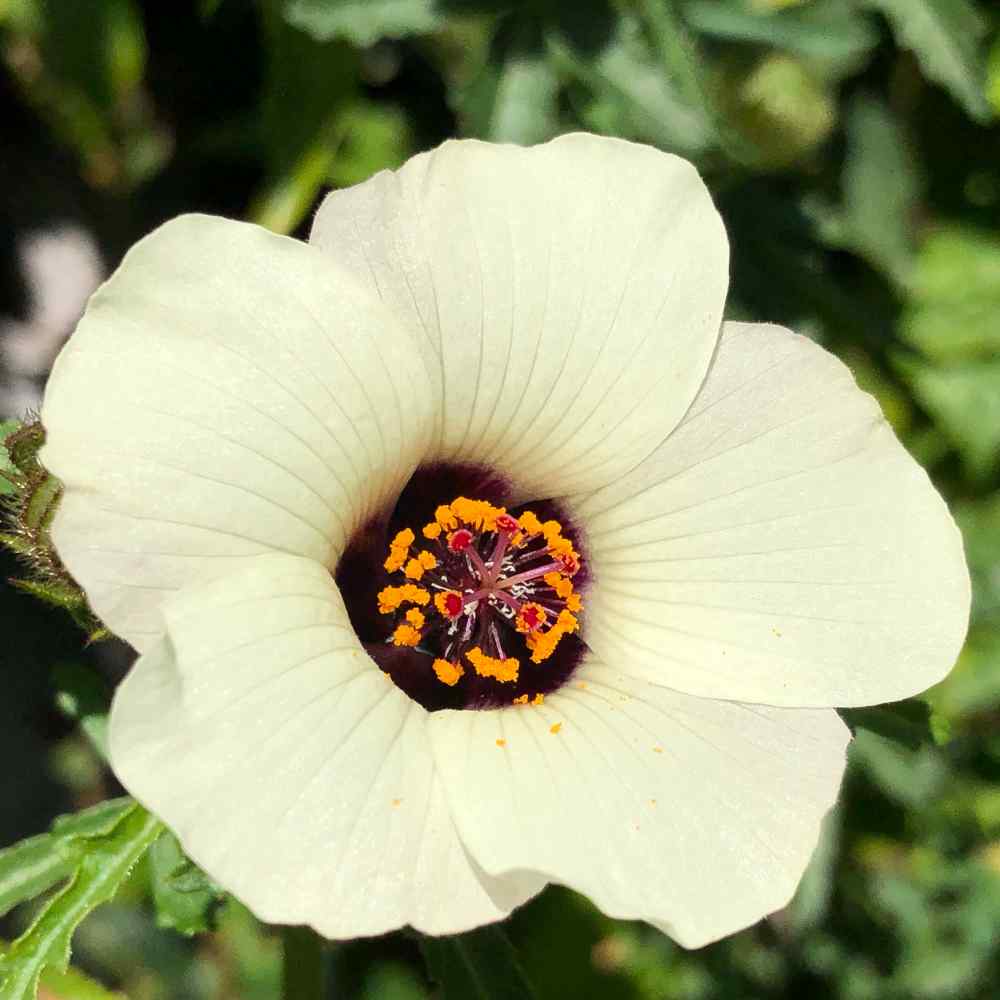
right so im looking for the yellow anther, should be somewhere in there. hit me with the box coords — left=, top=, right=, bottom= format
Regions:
left=392, top=623, right=421, bottom=647
left=513, top=694, right=529, bottom=705
left=405, top=608, right=425, bottom=628
left=556, top=610, right=579, bottom=633
left=544, top=571, right=574, bottom=599
left=404, top=557, right=427, bottom=580
left=384, top=548, right=408, bottom=573
left=392, top=528, right=415, bottom=548
left=518, top=511, right=543, bottom=536
left=423, top=522, right=442, bottom=540
left=533, top=693, right=545, bottom=705
left=467, top=647, right=519, bottom=683
left=378, top=584, right=430, bottom=613
left=566, top=592, right=583, bottom=613
left=383, top=527, right=415, bottom=573
left=417, top=550, right=437, bottom=570
left=435, top=504, right=458, bottom=530
left=433, top=658, right=464, bottom=687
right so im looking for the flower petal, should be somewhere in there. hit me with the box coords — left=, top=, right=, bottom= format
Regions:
left=429, top=658, right=849, bottom=949
left=573, top=322, right=970, bottom=708
left=310, top=133, right=728, bottom=497
left=41, top=214, right=434, bottom=651
left=109, top=553, right=542, bottom=938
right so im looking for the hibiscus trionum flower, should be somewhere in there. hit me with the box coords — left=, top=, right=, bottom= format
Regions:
left=40, top=133, right=969, bottom=948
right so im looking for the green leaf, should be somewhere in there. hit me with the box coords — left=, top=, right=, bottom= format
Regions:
left=842, top=700, right=938, bottom=752
left=53, top=662, right=112, bottom=761
left=548, top=13, right=713, bottom=157
left=284, top=0, right=442, bottom=46
left=0, top=419, right=19, bottom=496
left=861, top=0, right=992, bottom=123
left=900, top=228, right=1000, bottom=362
left=896, top=357, right=1000, bottom=482
left=420, top=925, right=538, bottom=1000
left=0, top=799, right=133, bottom=920
left=0, top=803, right=162, bottom=1000
left=149, top=831, right=224, bottom=936
left=684, top=0, right=878, bottom=77
left=840, top=95, right=921, bottom=286
left=38, top=962, right=126, bottom=1000
left=0, top=836, right=75, bottom=921
left=955, top=495, right=1000, bottom=628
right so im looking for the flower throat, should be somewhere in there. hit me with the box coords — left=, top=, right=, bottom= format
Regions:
left=379, top=496, right=582, bottom=690
left=336, top=465, right=587, bottom=711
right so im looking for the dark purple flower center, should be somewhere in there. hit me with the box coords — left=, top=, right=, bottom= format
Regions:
left=335, top=464, right=588, bottom=711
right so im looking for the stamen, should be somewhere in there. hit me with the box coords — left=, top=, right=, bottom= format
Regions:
left=376, top=495, right=585, bottom=701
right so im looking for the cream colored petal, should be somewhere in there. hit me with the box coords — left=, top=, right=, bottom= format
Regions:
left=573, top=322, right=970, bottom=708
left=310, top=133, right=728, bottom=497
left=109, top=553, right=542, bottom=938
left=429, top=657, right=849, bottom=949
left=41, top=215, right=433, bottom=651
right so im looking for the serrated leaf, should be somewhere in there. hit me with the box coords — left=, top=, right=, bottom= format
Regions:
left=420, top=925, right=537, bottom=1000
left=841, top=95, right=920, bottom=286
left=684, top=0, right=878, bottom=76
left=0, top=419, right=19, bottom=496
left=862, top=0, right=992, bottom=123
left=284, top=0, right=442, bottom=46
left=0, top=836, right=75, bottom=921
left=149, top=832, right=223, bottom=936
left=11, top=578, right=87, bottom=610
left=0, top=804, right=161, bottom=1000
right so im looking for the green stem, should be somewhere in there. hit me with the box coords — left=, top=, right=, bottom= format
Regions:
left=637, top=0, right=706, bottom=112
left=281, top=925, right=326, bottom=1000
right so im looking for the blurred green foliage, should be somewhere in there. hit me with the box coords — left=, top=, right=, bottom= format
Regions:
left=1, top=0, right=999, bottom=998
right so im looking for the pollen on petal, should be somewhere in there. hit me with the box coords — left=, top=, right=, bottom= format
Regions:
left=467, top=646, right=519, bottom=683
left=513, top=694, right=529, bottom=705
left=433, top=658, right=464, bottom=686
left=550, top=722, right=562, bottom=734
left=392, top=623, right=421, bottom=647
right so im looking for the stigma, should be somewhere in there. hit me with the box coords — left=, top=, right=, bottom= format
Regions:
left=376, top=496, right=583, bottom=692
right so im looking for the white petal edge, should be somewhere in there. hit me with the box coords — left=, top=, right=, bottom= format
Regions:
left=429, top=657, right=850, bottom=949
left=41, top=214, right=434, bottom=651
left=571, top=322, right=970, bottom=708
left=109, top=553, right=543, bottom=938
left=310, top=133, right=729, bottom=498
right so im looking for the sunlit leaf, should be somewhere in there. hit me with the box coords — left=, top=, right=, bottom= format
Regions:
left=148, top=831, right=224, bottom=937
left=901, top=228, right=1000, bottom=362
left=684, top=0, right=878, bottom=77
left=840, top=95, right=921, bottom=286
left=284, top=0, right=442, bottom=45
left=897, top=357, right=1000, bottom=482
left=0, top=804, right=161, bottom=1000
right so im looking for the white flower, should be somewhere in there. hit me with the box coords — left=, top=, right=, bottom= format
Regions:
left=40, top=133, right=969, bottom=948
